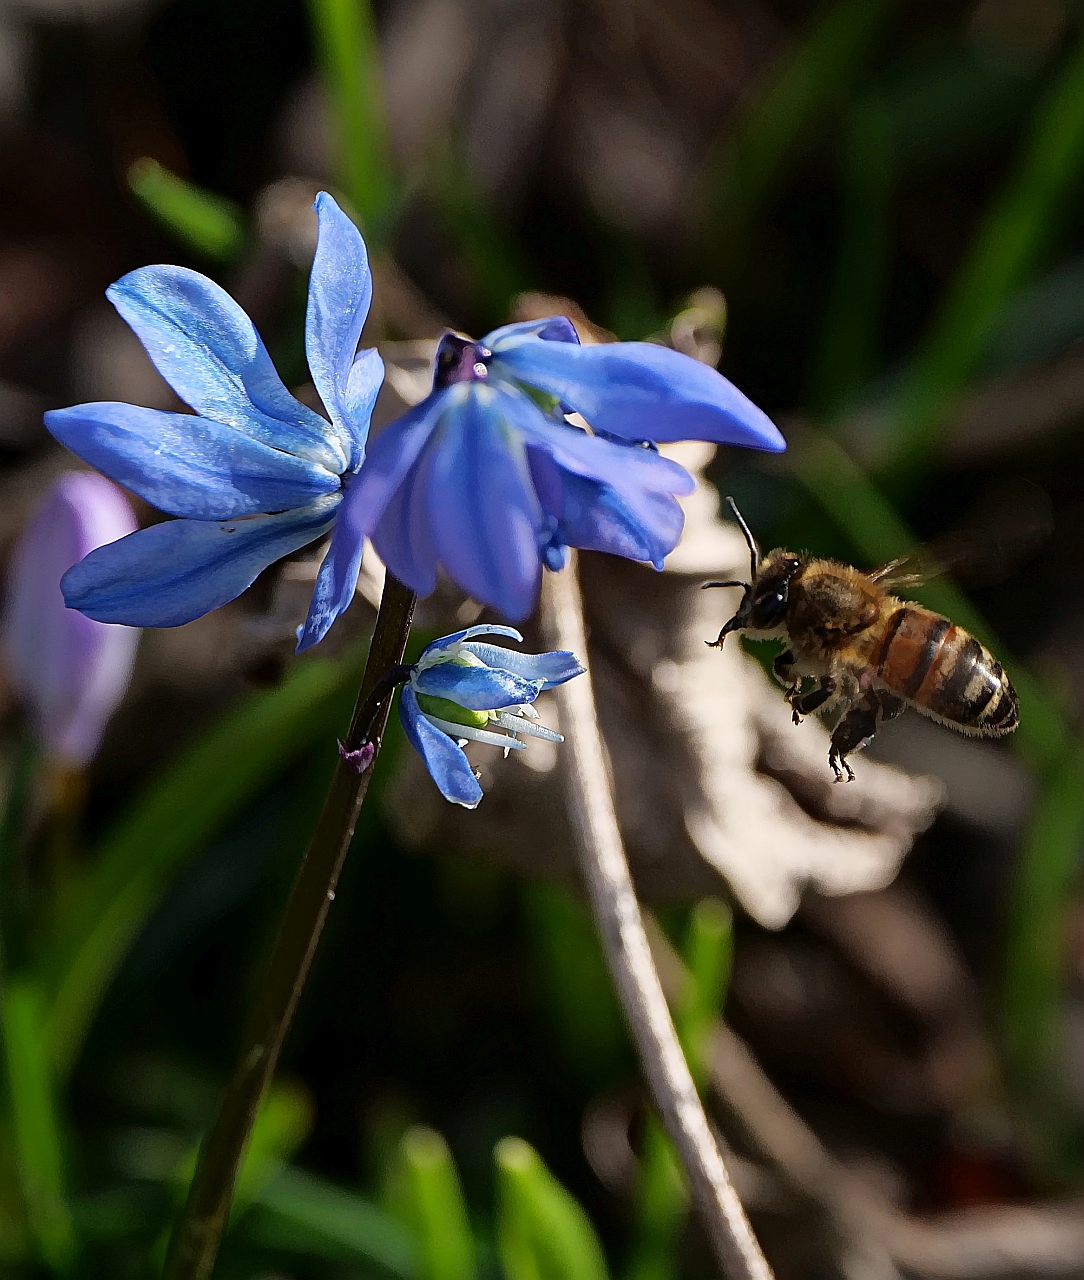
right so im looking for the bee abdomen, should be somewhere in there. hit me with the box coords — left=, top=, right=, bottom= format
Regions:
left=875, top=607, right=1018, bottom=736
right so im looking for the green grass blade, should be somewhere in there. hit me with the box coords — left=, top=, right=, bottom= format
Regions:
left=1, top=977, right=76, bottom=1273
left=877, top=28, right=1084, bottom=487
left=308, top=0, right=394, bottom=237
left=394, top=1126, right=476, bottom=1280
left=41, top=647, right=366, bottom=1080
left=627, top=1118, right=682, bottom=1280
left=233, top=1081, right=314, bottom=1211
left=495, top=1137, right=608, bottom=1280
left=127, top=159, right=245, bottom=262
left=522, top=883, right=629, bottom=1087
left=245, top=1164, right=418, bottom=1275
left=428, top=146, right=529, bottom=328
left=675, top=900, right=733, bottom=1095
left=700, top=0, right=902, bottom=270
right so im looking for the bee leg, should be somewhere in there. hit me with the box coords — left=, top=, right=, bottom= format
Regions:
left=828, top=699, right=879, bottom=783
left=789, top=676, right=836, bottom=726
left=774, top=649, right=806, bottom=719
left=773, top=648, right=797, bottom=687
left=876, top=690, right=905, bottom=722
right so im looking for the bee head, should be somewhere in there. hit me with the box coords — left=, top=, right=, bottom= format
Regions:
left=702, top=499, right=800, bottom=645
left=703, top=548, right=801, bottom=643
left=747, top=552, right=802, bottom=630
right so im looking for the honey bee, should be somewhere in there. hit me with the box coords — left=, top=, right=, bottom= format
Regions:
left=705, top=499, right=1019, bottom=782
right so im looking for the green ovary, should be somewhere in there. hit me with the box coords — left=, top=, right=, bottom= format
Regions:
left=415, top=693, right=491, bottom=729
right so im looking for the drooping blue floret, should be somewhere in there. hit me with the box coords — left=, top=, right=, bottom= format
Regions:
left=338, top=323, right=785, bottom=620
left=400, top=625, right=584, bottom=808
left=44, top=192, right=383, bottom=652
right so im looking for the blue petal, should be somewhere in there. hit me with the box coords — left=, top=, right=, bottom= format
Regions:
left=371, top=445, right=440, bottom=598
left=459, top=642, right=584, bottom=688
left=46, top=402, right=340, bottom=520
left=399, top=685, right=482, bottom=808
left=496, top=388, right=696, bottom=495
left=344, top=347, right=384, bottom=463
left=484, top=316, right=580, bottom=347
left=108, top=265, right=346, bottom=472
left=422, top=624, right=524, bottom=656
left=335, top=387, right=453, bottom=545
left=61, top=496, right=340, bottom=627
left=490, top=338, right=786, bottom=450
left=527, top=446, right=684, bottom=569
left=413, top=662, right=539, bottom=710
left=295, top=504, right=367, bottom=653
left=422, top=386, right=542, bottom=620
left=305, top=193, right=377, bottom=469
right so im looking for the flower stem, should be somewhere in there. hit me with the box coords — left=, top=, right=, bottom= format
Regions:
left=539, top=556, right=773, bottom=1280
left=162, top=573, right=417, bottom=1280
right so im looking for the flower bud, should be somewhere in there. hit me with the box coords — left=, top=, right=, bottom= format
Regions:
left=3, top=473, right=139, bottom=766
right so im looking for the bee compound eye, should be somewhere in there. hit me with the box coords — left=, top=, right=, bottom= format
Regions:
left=752, top=587, right=788, bottom=628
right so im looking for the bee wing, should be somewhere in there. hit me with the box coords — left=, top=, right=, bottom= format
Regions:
left=868, top=551, right=941, bottom=590
left=870, top=480, right=1052, bottom=592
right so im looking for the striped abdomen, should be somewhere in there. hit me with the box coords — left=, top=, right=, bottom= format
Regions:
left=874, top=606, right=1018, bottom=736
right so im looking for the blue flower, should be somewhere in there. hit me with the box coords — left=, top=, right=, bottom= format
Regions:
left=44, top=192, right=384, bottom=652
left=339, top=317, right=785, bottom=619
left=400, top=624, right=584, bottom=808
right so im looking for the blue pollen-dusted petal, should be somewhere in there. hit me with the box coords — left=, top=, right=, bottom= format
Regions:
left=305, top=193, right=376, bottom=468
left=425, top=386, right=542, bottom=621
left=412, top=662, right=540, bottom=711
left=489, top=337, right=786, bottom=450
left=343, top=347, right=384, bottom=469
left=399, top=685, right=482, bottom=808
left=484, top=316, right=580, bottom=347
left=45, top=402, right=340, bottom=521
left=421, top=624, right=524, bottom=656
left=108, top=264, right=346, bottom=472
left=61, top=496, right=340, bottom=628
left=295, top=502, right=368, bottom=653
left=459, top=642, right=585, bottom=688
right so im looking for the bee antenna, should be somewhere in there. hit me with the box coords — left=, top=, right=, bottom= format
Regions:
left=701, top=580, right=748, bottom=591
left=725, top=496, right=760, bottom=578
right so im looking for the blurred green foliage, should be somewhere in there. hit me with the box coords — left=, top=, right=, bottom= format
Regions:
left=308, top=0, right=394, bottom=237
left=127, top=159, right=246, bottom=264
left=389, top=1126, right=476, bottom=1280
left=496, top=1137, right=609, bottom=1280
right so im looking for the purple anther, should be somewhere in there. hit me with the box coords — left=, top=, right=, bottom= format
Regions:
left=338, top=739, right=376, bottom=774
left=434, top=332, right=491, bottom=387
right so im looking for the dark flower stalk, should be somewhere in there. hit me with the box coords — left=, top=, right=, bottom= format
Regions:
left=162, top=573, right=416, bottom=1280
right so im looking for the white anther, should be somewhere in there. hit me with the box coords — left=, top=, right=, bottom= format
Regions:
left=496, top=712, right=563, bottom=742
left=423, top=713, right=527, bottom=749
